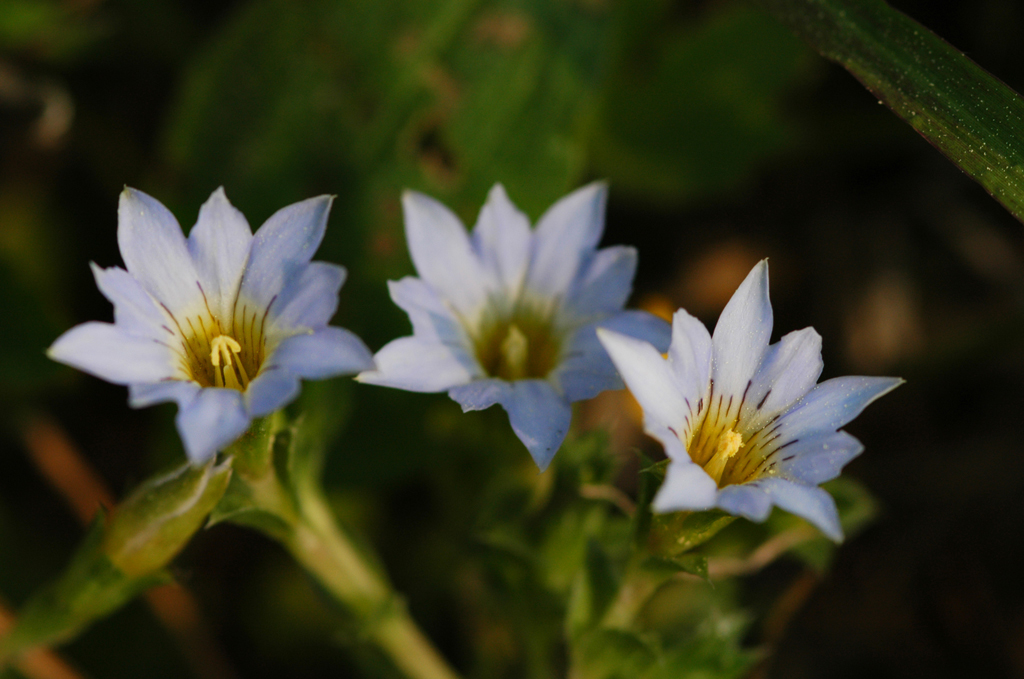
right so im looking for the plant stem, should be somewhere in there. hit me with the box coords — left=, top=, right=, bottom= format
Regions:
left=285, top=492, right=461, bottom=679
left=225, top=424, right=461, bottom=679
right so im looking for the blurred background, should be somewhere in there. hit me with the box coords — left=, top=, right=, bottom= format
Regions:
left=3, top=0, right=1024, bottom=677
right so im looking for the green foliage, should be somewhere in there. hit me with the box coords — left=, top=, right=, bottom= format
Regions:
left=0, top=0, right=102, bottom=60
left=591, top=3, right=816, bottom=205
left=761, top=0, right=1024, bottom=223
left=0, top=458, right=232, bottom=667
left=0, top=516, right=168, bottom=667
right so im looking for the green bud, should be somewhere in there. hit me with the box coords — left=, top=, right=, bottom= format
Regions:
left=102, top=458, right=232, bottom=577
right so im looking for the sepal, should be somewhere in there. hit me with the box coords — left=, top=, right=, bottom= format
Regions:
left=102, top=458, right=232, bottom=576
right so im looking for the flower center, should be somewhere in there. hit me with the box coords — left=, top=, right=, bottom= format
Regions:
left=173, top=307, right=269, bottom=390
left=701, top=428, right=743, bottom=486
left=473, top=313, right=561, bottom=381
left=210, top=335, right=251, bottom=389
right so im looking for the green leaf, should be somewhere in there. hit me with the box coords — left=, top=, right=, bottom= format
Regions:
left=571, top=628, right=658, bottom=679
left=593, top=4, right=816, bottom=205
left=566, top=540, right=621, bottom=639
left=206, top=474, right=294, bottom=542
left=631, top=456, right=664, bottom=549
left=760, top=0, right=1024, bottom=223
left=642, top=554, right=710, bottom=583
left=648, top=509, right=736, bottom=558
left=640, top=613, right=760, bottom=679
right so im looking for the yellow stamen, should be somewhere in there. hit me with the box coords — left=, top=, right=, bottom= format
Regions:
left=499, top=324, right=529, bottom=381
left=210, top=335, right=250, bottom=390
left=703, top=429, right=743, bottom=485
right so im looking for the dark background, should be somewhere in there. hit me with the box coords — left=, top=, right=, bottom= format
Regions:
left=3, top=0, right=1024, bottom=677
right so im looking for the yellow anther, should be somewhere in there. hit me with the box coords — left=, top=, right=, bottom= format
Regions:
left=211, top=335, right=242, bottom=367
left=210, top=335, right=249, bottom=390
left=703, top=429, right=743, bottom=486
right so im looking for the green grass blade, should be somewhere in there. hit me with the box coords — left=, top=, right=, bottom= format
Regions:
left=760, top=0, right=1024, bottom=223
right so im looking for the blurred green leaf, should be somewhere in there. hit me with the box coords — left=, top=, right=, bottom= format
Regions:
left=593, top=4, right=816, bottom=205
left=0, top=0, right=101, bottom=59
left=642, top=554, right=709, bottom=583
left=572, top=628, right=658, bottom=679
left=761, top=0, right=1024, bottom=223
left=649, top=509, right=737, bottom=558
left=566, top=540, right=620, bottom=639
left=640, top=613, right=759, bottom=679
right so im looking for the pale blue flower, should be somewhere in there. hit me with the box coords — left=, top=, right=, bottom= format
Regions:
left=48, top=187, right=374, bottom=463
left=597, top=261, right=901, bottom=541
left=357, top=183, right=670, bottom=470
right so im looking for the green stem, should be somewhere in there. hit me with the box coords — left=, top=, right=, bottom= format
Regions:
left=599, top=559, right=668, bottom=630
left=226, top=427, right=461, bottom=679
left=284, top=494, right=460, bottom=679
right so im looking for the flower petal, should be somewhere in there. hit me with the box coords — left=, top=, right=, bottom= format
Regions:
left=760, top=478, right=843, bottom=542
left=777, top=431, right=864, bottom=485
left=715, top=482, right=773, bottom=522
left=244, top=369, right=301, bottom=417
left=567, top=245, right=637, bottom=318
left=388, top=277, right=469, bottom=346
left=557, top=311, right=671, bottom=402
left=778, top=375, right=904, bottom=438
left=497, top=379, right=571, bottom=471
left=402, top=190, right=489, bottom=319
left=652, top=459, right=719, bottom=512
left=270, top=262, right=346, bottom=332
left=597, top=327, right=688, bottom=436
left=449, top=377, right=510, bottom=412
left=711, top=260, right=772, bottom=403
left=129, top=381, right=200, bottom=409
left=667, top=308, right=713, bottom=409
left=48, top=322, right=178, bottom=384
left=176, top=387, right=250, bottom=463
left=239, top=195, right=333, bottom=313
left=269, top=327, right=374, bottom=379
left=187, top=187, right=253, bottom=321
left=741, top=327, right=823, bottom=432
left=90, top=264, right=169, bottom=341
left=117, top=188, right=203, bottom=312
left=357, top=337, right=478, bottom=392
left=471, top=184, right=531, bottom=302
left=525, top=182, right=607, bottom=304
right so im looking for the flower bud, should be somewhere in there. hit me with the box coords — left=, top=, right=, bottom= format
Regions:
left=101, top=459, right=232, bottom=577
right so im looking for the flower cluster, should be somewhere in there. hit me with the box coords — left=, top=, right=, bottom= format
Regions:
left=49, top=185, right=899, bottom=540
left=357, top=183, right=670, bottom=470
left=598, top=261, right=902, bottom=540
left=49, top=187, right=374, bottom=463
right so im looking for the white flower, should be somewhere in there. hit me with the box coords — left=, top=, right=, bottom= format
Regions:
left=597, top=261, right=901, bottom=541
left=48, top=187, right=374, bottom=463
left=358, top=183, right=669, bottom=470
